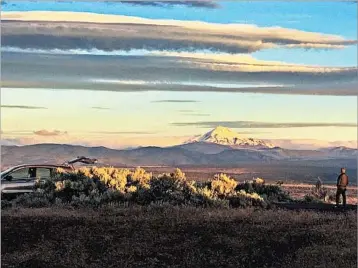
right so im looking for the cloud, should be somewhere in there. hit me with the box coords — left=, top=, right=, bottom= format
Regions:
left=1, top=105, right=47, bottom=109
left=91, top=106, right=111, bottom=110
left=171, top=121, right=358, bottom=128
left=152, top=100, right=199, bottom=103
left=183, top=113, right=210, bottom=117
left=3, top=80, right=357, bottom=96
left=89, top=79, right=287, bottom=88
left=2, top=11, right=356, bottom=53
left=178, top=110, right=210, bottom=116
left=33, top=129, right=68, bottom=136
left=119, top=0, right=219, bottom=8
left=178, top=109, right=196, bottom=112
left=3, top=0, right=219, bottom=9
left=2, top=47, right=355, bottom=74
left=88, top=131, right=157, bottom=135
left=157, top=51, right=356, bottom=73
left=3, top=51, right=357, bottom=96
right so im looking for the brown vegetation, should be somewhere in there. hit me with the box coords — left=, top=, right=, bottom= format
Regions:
left=1, top=167, right=356, bottom=268
left=1, top=206, right=356, bottom=268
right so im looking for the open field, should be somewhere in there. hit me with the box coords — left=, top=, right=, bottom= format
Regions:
left=281, top=184, right=358, bottom=205
left=1, top=206, right=357, bottom=268
left=132, top=164, right=357, bottom=185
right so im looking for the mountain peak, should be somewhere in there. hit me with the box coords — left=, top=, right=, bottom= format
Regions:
left=210, top=126, right=236, bottom=135
left=202, top=126, right=241, bottom=142
left=187, top=126, right=275, bottom=148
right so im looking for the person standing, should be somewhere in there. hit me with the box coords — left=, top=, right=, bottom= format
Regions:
left=336, top=168, right=349, bottom=207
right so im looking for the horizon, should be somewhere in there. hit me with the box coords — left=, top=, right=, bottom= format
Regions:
left=1, top=1, right=357, bottom=150
left=1, top=125, right=357, bottom=150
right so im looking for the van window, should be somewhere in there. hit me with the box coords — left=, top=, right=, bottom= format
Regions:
left=36, top=168, right=52, bottom=179
left=7, top=168, right=30, bottom=181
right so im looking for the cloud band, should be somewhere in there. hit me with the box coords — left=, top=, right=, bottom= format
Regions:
left=171, top=121, right=358, bottom=128
left=2, top=11, right=356, bottom=53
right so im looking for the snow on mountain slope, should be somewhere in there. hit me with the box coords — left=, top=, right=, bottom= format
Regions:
left=186, top=126, right=275, bottom=148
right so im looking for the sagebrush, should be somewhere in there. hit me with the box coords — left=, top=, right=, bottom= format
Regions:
left=3, top=167, right=292, bottom=209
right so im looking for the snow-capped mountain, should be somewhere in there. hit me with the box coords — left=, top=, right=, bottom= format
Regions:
left=186, top=126, right=275, bottom=148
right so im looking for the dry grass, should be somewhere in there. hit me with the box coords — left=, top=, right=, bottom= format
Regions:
left=2, top=206, right=357, bottom=268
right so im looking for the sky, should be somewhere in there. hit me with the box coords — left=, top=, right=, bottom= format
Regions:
left=1, top=0, right=357, bottom=149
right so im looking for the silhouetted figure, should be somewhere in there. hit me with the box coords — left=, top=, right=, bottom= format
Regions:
left=28, top=168, right=36, bottom=178
left=336, top=168, right=349, bottom=207
left=315, top=177, right=322, bottom=192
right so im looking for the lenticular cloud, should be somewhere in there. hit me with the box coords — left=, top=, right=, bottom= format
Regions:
left=2, top=11, right=356, bottom=53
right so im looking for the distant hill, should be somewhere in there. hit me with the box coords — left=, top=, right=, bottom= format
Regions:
left=170, top=142, right=229, bottom=154
left=319, top=146, right=358, bottom=158
left=1, top=143, right=271, bottom=168
left=1, top=127, right=357, bottom=172
left=1, top=142, right=356, bottom=170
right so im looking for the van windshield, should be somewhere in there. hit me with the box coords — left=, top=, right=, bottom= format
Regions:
left=0, top=167, right=16, bottom=179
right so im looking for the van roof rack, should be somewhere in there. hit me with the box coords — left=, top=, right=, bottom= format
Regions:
left=63, top=156, right=98, bottom=168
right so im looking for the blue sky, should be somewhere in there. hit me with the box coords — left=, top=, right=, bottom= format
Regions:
left=1, top=1, right=357, bottom=148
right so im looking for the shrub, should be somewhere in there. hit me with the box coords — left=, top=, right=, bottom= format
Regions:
left=228, top=190, right=267, bottom=208
left=303, top=194, right=323, bottom=204
left=325, top=190, right=336, bottom=203
left=10, top=191, right=52, bottom=208
left=84, top=167, right=129, bottom=192
left=135, top=172, right=188, bottom=205
left=1, top=200, right=12, bottom=209
left=236, top=180, right=291, bottom=203
left=276, top=180, right=284, bottom=186
left=254, top=177, right=265, bottom=185
left=210, top=173, right=237, bottom=196
left=304, top=178, right=335, bottom=203
left=171, top=168, right=186, bottom=181
left=35, top=169, right=108, bottom=203
left=128, top=167, right=152, bottom=187
left=3, top=167, right=292, bottom=209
